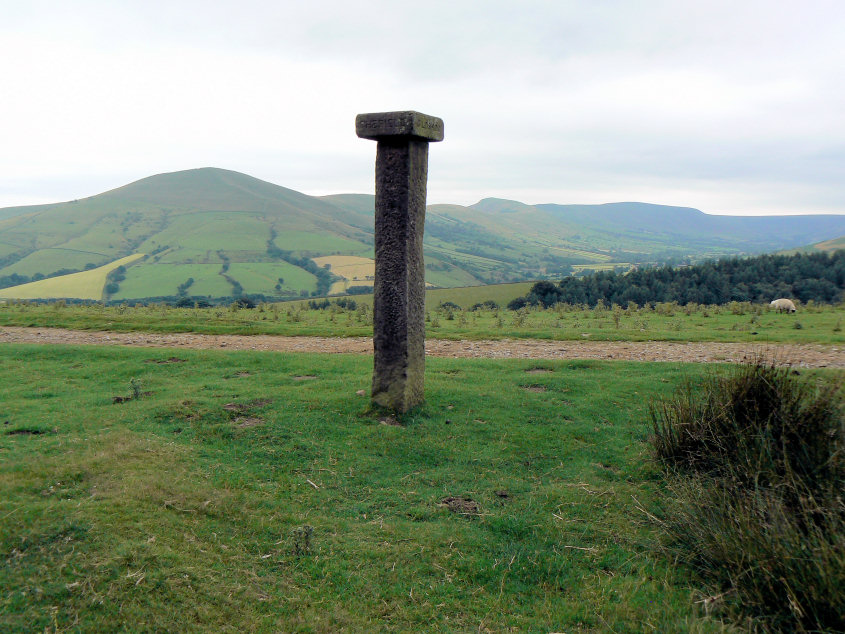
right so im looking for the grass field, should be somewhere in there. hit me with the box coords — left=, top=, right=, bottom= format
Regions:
left=139, top=212, right=270, bottom=254
left=422, top=283, right=535, bottom=308
left=816, top=235, right=845, bottom=251
left=423, top=262, right=483, bottom=288
left=571, top=263, right=625, bottom=273
left=312, top=256, right=375, bottom=283
left=227, top=263, right=317, bottom=296
left=114, top=263, right=232, bottom=299
left=272, top=231, right=372, bottom=255
left=0, top=343, right=752, bottom=631
left=313, top=256, right=375, bottom=296
left=0, top=254, right=145, bottom=300
left=313, top=282, right=536, bottom=310
left=0, top=248, right=113, bottom=279
left=1, top=297, right=842, bottom=344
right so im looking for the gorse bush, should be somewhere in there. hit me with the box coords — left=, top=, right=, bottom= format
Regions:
left=650, top=361, right=844, bottom=631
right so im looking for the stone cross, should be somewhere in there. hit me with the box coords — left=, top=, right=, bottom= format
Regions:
left=356, top=111, right=444, bottom=413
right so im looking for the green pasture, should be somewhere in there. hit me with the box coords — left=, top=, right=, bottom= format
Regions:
left=424, top=241, right=506, bottom=271
left=271, top=231, right=372, bottom=255
left=423, top=282, right=535, bottom=308
left=0, top=248, right=110, bottom=279
left=543, top=244, right=614, bottom=261
left=1, top=298, right=842, bottom=344
left=1, top=343, right=738, bottom=631
left=152, top=247, right=227, bottom=264
left=227, top=262, right=317, bottom=296
left=0, top=241, right=21, bottom=258
left=113, top=260, right=319, bottom=300
left=571, top=263, right=626, bottom=273
left=424, top=260, right=483, bottom=288
left=139, top=212, right=270, bottom=254
left=114, top=264, right=232, bottom=300
left=57, top=214, right=127, bottom=255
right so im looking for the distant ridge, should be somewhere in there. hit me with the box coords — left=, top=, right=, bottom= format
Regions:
left=1, top=167, right=844, bottom=301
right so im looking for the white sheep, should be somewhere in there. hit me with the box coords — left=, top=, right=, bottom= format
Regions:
left=770, top=298, right=797, bottom=313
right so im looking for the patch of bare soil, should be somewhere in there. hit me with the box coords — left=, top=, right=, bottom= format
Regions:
left=440, top=496, right=480, bottom=515
left=522, top=385, right=548, bottom=393
left=234, top=416, right=264, bottom=428
left=222, top=399, right=272, bottom=414
left=1, top=327, right=843, bottom=368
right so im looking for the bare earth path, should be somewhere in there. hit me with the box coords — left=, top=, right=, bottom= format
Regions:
left=2, top=326, right=843, bottom=368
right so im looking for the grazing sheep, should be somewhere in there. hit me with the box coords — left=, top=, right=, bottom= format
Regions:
left=770, top=298, right=797, bottom=313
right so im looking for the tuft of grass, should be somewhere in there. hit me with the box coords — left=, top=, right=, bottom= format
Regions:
left=650, top=361, right=845, bottom=631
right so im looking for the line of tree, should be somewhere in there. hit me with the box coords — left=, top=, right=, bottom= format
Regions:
left=508, top=250, right=845, bottom=309
left=266, top=235, right=335, bottom=296
left=176, top=277, right=195, bottom=297
left=103, top=265, right=127, bottom=296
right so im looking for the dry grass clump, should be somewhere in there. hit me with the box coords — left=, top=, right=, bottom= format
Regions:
left=650, top=361, right=844, bottom=632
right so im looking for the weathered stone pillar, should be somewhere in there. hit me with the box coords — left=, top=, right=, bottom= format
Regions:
left=356, top=111, right=444, bottom=413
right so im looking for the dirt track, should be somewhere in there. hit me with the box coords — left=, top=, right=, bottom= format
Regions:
left=1, top=326, right=843, bottom=368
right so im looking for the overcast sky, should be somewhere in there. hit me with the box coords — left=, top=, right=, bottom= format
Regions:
left=1, top=0, right=843, bottom=215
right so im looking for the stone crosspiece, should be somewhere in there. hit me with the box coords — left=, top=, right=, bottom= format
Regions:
left=356, top=111, right=444, bottom=413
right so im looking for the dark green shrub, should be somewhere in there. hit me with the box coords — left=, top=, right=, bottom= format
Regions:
left=650, top=361, right=844, bottom=631
left=470, top=300, right=500, bottom=311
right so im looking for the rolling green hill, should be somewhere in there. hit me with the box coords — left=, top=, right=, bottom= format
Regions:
left=1, top=167, right=844, bottom=301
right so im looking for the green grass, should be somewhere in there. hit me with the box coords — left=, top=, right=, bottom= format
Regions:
left=227, top=262, right=317, bottom=296
left=57, top=215, right=127, bottom=255
left=1, top=299, right=842, bottom=344
left=114, top=263, right=232, bottom=299
left=112, top=262, right=319, bottom=300
left=423, top=282, right=535, bottom=308
left=139, top=212, right=271, bottom=254
left=424, top=262, right=484, bottom=288
left=0, top=241, right=21, bottom=258
left=1, top=343, right=737, bottom=631
left=0, top=248, right=111, bottom=279
left=271, top=231, right=372, bottom=255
